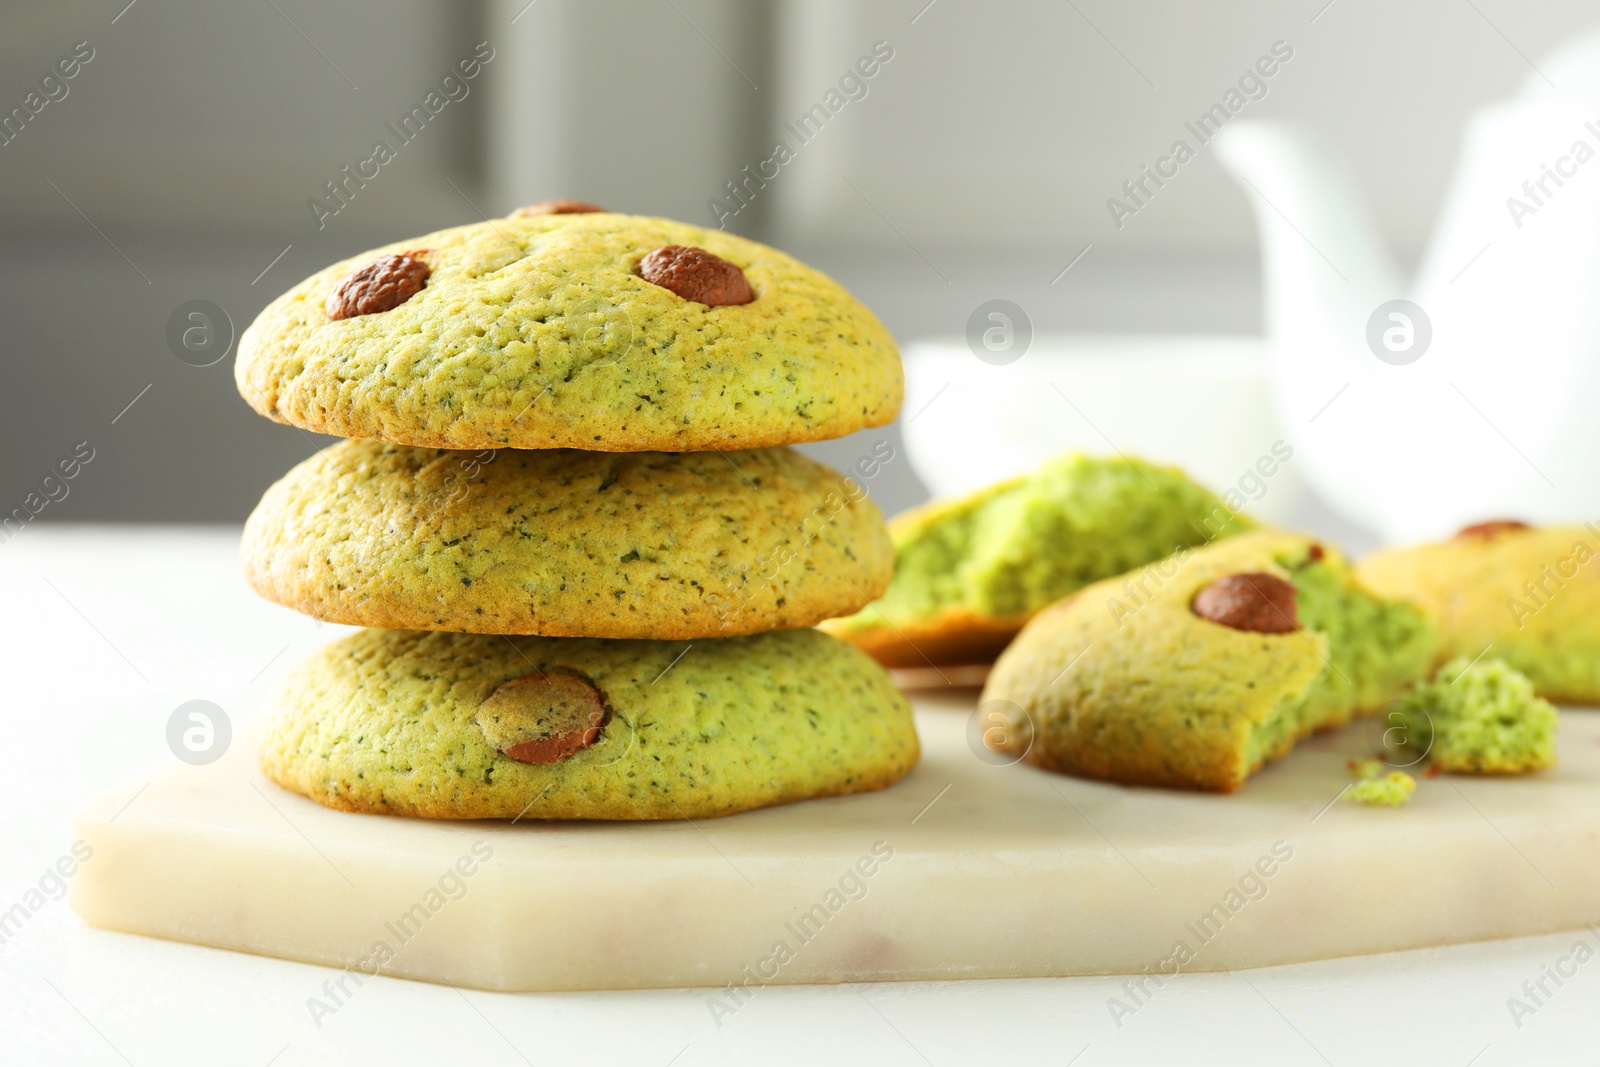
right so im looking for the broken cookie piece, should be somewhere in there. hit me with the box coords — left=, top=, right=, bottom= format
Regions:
left=1397, top=656, right=1557, bottom=775
left=821, top=453, right=1256, bottom=668
left=980, top=531, right=1437, bottom=792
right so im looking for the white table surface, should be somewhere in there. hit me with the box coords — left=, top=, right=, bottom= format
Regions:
left=3, top=526, right=1597, bottom=1066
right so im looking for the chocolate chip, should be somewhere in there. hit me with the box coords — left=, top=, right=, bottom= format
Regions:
left=475, top=671, right=607, bottom=765
left=1455, top=519, right=1531, bottom=540
left=511, top=200, right=605, bottom=217
left=325, top=253, right=431, bottom=321
left=1192, top=572, right=1299, bottom=633
left=637, top=245, right=754, bottom=306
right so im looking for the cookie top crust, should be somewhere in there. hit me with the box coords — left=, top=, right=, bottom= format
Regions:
left=1356, top=522, right=1600, bottom=703
left=235, top=213, right=903, bottom=451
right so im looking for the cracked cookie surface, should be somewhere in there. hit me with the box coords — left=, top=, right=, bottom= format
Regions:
left=242, top=439, right=893, bottom=638
left=259, top=627, right=919, bottom=820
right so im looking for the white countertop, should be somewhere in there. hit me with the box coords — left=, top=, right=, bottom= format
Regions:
left=3, top=527, right=1596, bottom=1066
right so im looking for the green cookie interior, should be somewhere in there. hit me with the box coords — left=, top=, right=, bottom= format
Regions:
left=838, top=454, right=1255, bottom=630
left=1245, top=552, right=1439, bottom=771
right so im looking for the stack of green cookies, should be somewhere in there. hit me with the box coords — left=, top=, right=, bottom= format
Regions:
left=233, top=203, right=920, bottom=820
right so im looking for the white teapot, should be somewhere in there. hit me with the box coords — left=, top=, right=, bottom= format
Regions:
left=1213, top=33, right=1600, bottom=542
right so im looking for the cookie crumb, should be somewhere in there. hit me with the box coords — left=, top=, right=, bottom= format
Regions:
left=1346, top=771, right=1416, bottom=807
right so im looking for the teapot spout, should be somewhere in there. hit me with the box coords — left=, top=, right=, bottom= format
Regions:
left=1213, top=122, right=1400, bottom=342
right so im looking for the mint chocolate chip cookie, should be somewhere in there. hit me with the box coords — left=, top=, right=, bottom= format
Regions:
left=259, top=626, right=919, bottom=820
left=236, top=213, right=902, bottom=452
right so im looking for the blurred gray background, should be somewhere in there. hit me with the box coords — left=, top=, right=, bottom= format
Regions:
left=2, top=0, right=1595, bottom=523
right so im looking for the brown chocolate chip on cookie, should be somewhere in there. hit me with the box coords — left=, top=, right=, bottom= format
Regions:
left=1455, top=519, right=1530, bottom=540
left=1192, top=572, right=1299, bottom=633
left=475, top=671, right=607, bottom=764
left=638, top=245, right=754, bottom=306
left=325, top=253, right=431, bottom=321
left=511, top=199, right=605, bottom=217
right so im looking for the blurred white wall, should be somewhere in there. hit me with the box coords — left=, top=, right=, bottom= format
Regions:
left=2, top=0, right=1597, bottom=521
left=761, top=0, right=1598, bottom=256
